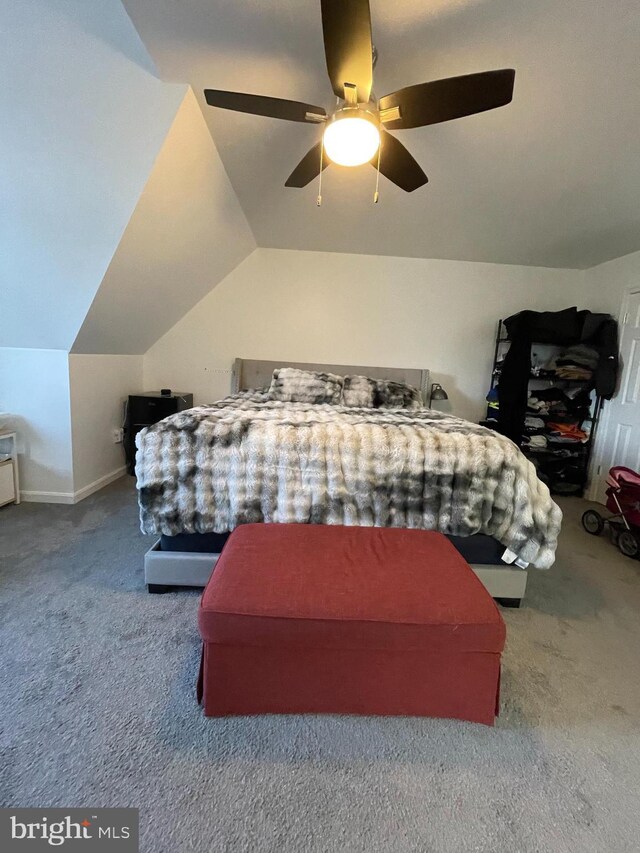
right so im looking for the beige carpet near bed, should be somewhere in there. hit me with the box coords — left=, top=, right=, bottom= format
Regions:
left=1, top=478, right=639, bottom=852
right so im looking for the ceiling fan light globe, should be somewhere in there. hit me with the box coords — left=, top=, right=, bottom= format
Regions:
left=323, top=115, right=380, bottom=167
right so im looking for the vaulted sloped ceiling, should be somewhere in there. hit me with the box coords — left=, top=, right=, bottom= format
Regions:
left=122, top=0, right=640, bottom=269
left=6, top=0, right=640, bottom=360
left=1, top=0, right=256, bottom=355
left=72, top=88, right=256, bottom=354
left=0, top=0, right=186, bottom=350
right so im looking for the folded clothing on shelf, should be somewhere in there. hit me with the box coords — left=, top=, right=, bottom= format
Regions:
left=548, top=344, right=600, bottom=382
left=528, top=388, right=592, bottom=418
left=524, top=415, right=546, bottom=432
left=555, top=366, right=593, bottom=381
left=523, top=434, right=548, bottom=449
left=547, top=422, right=588, bottom=443
left=527, top=396, right=549, bottom=415
left=555, top=344, right=600, bottom=370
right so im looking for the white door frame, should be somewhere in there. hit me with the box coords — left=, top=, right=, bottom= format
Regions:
left=587, top=286, right=640, bottom=503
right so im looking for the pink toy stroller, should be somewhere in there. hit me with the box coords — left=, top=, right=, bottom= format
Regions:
left=582, top=466, right=640, bottom=558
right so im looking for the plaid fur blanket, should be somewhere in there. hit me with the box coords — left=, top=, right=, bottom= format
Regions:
left=136, top=391, right=562, bottom=568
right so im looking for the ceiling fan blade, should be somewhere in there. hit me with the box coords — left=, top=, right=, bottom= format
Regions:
left=285, top=141, right=329, bottom=188
left=378, top=69, right=515, bottom=130
left=371, top=130, right=428, bottom=192
left=204, top=90, right=326, bottom=123
left=321, top=0, right=373, bottom=102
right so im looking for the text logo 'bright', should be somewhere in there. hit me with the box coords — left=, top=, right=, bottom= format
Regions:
left=1, top=809, right=138, bottom=851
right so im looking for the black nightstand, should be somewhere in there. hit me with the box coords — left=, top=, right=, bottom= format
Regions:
left=125, top=391, right=193, bottom=475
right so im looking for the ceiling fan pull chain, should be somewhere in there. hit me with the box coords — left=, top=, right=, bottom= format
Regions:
left=373, top=142, right=381, bottom=203
left=317, top=141, right=324, bottom=206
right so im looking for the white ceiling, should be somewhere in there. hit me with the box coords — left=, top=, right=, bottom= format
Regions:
left=122, top=0, right=640, bottom=269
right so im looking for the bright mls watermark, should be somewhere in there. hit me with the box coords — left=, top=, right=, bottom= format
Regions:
left=0, top=809, right=138, bottom=851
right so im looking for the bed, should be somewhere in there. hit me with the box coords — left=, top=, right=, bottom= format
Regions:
left=138, top=358, right=563, bottom=604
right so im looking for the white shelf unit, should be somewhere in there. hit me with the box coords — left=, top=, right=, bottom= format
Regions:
left=0, top=432, right=20, bottom=506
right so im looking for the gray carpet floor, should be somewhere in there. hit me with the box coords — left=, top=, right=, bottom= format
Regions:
left=1, top=478, right=639, bottom=852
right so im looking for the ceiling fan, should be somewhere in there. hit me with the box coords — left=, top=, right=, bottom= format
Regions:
left=204, top=0, right=515, bottom=194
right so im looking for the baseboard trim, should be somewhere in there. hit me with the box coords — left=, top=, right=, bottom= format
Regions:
left=73, top=466, right=127, bottom=503
left=21, top=466, right=127, bottom=505
left=21, top=490, right=76, bottom=505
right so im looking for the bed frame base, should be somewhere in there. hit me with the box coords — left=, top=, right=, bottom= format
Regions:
left=144, top=540, right=528, bottom=604
left=148, top=584, right=172, bottom=594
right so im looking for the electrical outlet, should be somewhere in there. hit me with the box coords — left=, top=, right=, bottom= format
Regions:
left=112, top=428, right=124, bottom=444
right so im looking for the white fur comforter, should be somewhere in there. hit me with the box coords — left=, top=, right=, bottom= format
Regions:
left=135, top=391, right=562, bottom=568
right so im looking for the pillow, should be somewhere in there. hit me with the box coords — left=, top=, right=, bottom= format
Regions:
left=373, top=379, right=423, bottom=409
left=342, top=375, right=423, bottom=409
left=268, top=367, right=344, bottom=404
left=342, top=374, right=375, bottom=407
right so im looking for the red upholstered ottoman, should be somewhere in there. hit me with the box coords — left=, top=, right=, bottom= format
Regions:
left=197, top=524, right=506, bottom=725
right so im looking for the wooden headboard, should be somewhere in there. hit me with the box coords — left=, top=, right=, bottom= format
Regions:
left=231, top=358, right=430, bottom=400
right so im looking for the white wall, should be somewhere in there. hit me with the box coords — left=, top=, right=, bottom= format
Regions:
left=68, top=355, right=143, bottom=496
left=0, top=0, right=185, bottom=350
left=3, top=249, right=632, bottom=504
left=0, top=351, right=144, bottom=502
left=72, top=89, right=255, bottom=354
left=144, top=248, right=588, bottom=422
left=583, top=249, right=640, bottom=316
left=0, top=349, right=73, bottom=499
